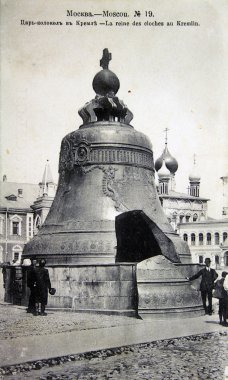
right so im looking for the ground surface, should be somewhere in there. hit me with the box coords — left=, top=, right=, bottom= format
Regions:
left=0, top=304, right=139, bottom=340
left=0, top=302, right=227, bottom=380
left=3, top=333, right=228, bottom=380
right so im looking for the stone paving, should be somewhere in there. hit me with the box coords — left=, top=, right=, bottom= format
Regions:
left=1, top=332, right=227, bottom=380
left=0, top=302, right=228, bottom=379
left=0, top=304, right=139, bottom=341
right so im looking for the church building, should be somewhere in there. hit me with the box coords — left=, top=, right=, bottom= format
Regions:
left=155, top=132, right=228, bottom=269
left=155, top=130, right=208, bottom=232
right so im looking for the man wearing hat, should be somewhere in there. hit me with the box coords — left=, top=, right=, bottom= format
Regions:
left=33, top=259, right=52, bottom=316
left=188, top=258, right=218, bottom=315
left=26, top=259, right=37, bottom=314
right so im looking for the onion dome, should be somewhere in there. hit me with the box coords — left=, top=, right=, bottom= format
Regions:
left=189, top=161, right=201, bottom=182
left=189, top=170, right=201, bottom=182
left=155, top=146, right=178, bottom=174
left=155, top=155, right=163, bottom=172
left=157, top=159, right=171, bottom=179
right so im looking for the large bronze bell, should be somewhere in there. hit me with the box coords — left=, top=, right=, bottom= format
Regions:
left=23, top=49, right=191, bottom=265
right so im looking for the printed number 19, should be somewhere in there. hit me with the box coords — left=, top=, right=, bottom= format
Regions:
left=145, top=11, right=154, bottom=17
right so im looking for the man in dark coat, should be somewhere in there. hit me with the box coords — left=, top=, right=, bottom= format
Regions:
left=34, top=259, right=52, bottom=316
left=188, top=258, right=218, bottom=315
left=216, top=271, right=228, bottom=326
left=26, top=259, right=37, bottom=313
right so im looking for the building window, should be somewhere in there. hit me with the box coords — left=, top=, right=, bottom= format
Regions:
left=12, top=221, right=19, bottom=235
left=199, top=255, right=203, bottom=264
left=172, top=212, right=177, bottom=221
left=179, top=215, right=184, bottom=223
left=214, top=233, right=220, bottom=245
left=193, top=214, right=198, bottom=222
left=215, top=255, right=220, bottom=265
left=199, top=233, right=204, bottom=245
left=183, top=234, right=188, bottom=242
left=206, top=233, right=211, bottom=245
left=223, top=232, right=227, bottom=242
left=160, top=182, right=168, bottom=195
left=10, top=215, right=22, bottom=236
left=200, top=213, right=205, bottom=221
left=225, top=251, right=228, bottom=266
left=185, top=214, right=191, bottom=223
left=28, top=216, right=33, bottom=238
left=35, top=215, right=41, bottom=229
left=191, top=233, right=196, bottom=246
left=34, top=215, right=42, bottom=235
left=14, top=252, right=19, bottom=261
left=12, top=245, right=22, bottom=263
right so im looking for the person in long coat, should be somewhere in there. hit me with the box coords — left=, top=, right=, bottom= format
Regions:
left=215, top=271, right=228, bottom=326
left=26, top=259, right=37, bottom=313
left=188, top=257, right=218, bottom=315
left=34, top=259, right=52, bottom=316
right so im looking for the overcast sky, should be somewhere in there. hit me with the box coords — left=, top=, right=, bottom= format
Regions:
left=1, top=0, right=228, bottom=218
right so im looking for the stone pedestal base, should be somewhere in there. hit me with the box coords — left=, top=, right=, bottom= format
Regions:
left=7, top=258, right=204, bottom=319
left=22, top=263, right=137, bottom=316
left=137, top=256, right=204, bottom=319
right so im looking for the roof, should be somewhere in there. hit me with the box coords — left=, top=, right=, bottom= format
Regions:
left=179, top=218, right=228, bottom=226
left=0, top=181, right=39, bottom=211
left=159, top=190, right=209, bottom=201
left=41, top=163, right=54, bottom=184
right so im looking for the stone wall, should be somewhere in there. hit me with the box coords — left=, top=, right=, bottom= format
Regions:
left=7, top=264, right=138, bottom=316
left=45, top=264, right=137, bottom=314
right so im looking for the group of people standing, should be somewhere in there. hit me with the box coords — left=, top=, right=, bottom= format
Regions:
left=26, top=256, right=228, bottom=324
left=188, top=258, right=228, bottom=326
left=27, top=258, right=53, bottom=316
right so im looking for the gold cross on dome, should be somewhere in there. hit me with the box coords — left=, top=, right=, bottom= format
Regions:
left=163, top=128, right=170, bottom=145
left=193, top=153, right=196, bottom=165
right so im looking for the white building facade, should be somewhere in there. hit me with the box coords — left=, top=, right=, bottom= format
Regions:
left=178, top=219, right=228, bottom=268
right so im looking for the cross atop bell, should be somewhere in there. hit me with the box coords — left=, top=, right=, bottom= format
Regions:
left=100, top=48, right=112, bottom=69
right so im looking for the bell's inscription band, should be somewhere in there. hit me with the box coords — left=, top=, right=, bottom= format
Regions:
left=60, top=142, right=154, bottom=172
left=88, top=147, right=154, bottom=169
